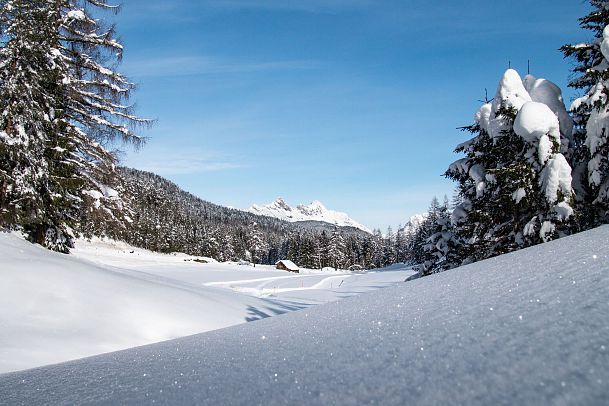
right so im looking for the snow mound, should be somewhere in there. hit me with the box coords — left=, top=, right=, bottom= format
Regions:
left=540, top=154, right=573, bottom=204
left=248, top=197, right=371, bottom=233
left=493, top=68, right=532, bottom=112
left=514, top=102, right=560, bottom=143
left=3, top=226, right=608, bottom=405
left=0, top=232, right=286, bottom=373
left=487, top=69, right=532, bottom=137
left=66, top=10, right=86, bottom=21
left=487, top=70, right=571, bottom=150
left=514, top=101, right=560, bottom=164
left=475, top=102, right=492, bottom=132
left=601, top=24, right=609, bottom=62
left=523, top=74, right=573, bottom=141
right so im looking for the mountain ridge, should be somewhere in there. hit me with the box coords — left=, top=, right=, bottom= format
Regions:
left=248, top=197, right=371, bottom=233
left=399, top=213, right=428, bottom=235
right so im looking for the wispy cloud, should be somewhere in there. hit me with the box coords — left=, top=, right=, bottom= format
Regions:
left=128, top=0, right=373, bottom=14
left=126, top=149, right=244, bottom=175
left=123, top=55, right=322, bottom=78
left=205, top=0, right=374, bottom=13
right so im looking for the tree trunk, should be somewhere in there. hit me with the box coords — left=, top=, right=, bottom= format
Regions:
left=32, top=224, right=47, bottom=246
left=0, top=179, right=6, bottom=224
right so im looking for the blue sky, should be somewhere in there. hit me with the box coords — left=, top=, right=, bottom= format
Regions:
left=114, top=0, right=589, bottom=230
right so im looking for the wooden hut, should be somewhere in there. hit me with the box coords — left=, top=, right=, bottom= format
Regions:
left=276, top=260, right=300, bottom=273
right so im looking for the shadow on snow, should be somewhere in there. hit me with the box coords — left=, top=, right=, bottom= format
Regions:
left=245, top=298, right=312, bottom=322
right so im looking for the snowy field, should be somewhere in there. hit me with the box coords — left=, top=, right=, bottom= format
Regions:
left=0, top=233, right=413, bottom=374
left=1, top=226, right=608, bottom=405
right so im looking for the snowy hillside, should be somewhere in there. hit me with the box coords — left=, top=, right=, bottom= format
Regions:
left=2, top=226, right=608, bottom=404
left=248, top=197, right=371, bottom=233
left=0, top=233, right=412, bottom=374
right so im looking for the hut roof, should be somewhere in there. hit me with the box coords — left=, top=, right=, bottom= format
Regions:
left=276, top=260, right=300, bottom=271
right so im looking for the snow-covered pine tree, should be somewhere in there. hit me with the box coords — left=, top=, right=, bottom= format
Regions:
left=0, top=0, right=148, bottom=251
left=394, top=225, right=406, bottom=263
left=370, top=228, right=384, bottom=268
left=202, top=228, right=220, bottom=259
left=327, top=228, right=347, bottom=270
left=312, top=236, right=324, bottom=269
left=561, top=0, right=609, bottom=226
left=418, top=196, right=459, bottom=275
left=220, top=233, right=236, bottom=262
left=286, top=231, right=301, bottom=264
left=410, top=197, right=440, bottom=265
left=299, top=234, right=316, bottom=268
left=0, top=0, right=51, bottom=232
left=316, top=230, right=330, bottom=268
left=447, top=69, right=574, bottom=265
left=383, top=225, right=396, bottom=265
left=0, top=0, right=81, bottom=251
left=247, top=222, right=267, bottom=267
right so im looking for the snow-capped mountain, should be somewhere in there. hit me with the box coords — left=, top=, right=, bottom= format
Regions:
left=248, top=198, right=371, bottom=233
left=399, top=213, right=428, bottom=235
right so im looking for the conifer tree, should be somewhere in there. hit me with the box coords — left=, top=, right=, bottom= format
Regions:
left=562, top=0, right=609, bottom=225
left=410, top=197, right=440, bottom=265
left=327, top=228, right=347, bottom=270
left=316, top=230, right=330, bottom=268
left=0, top=0, right=48, bottom=225
left=370, top=228, right=384, bottom=268
left=221, top=234, right=236, bottom=262
left=247, top=222, right=267, bottom=267
left=0, top=0, right=148, bottom=251
left=0, top=0, right=77, bottom=250
left=446, top=70, right=574, bottom=265
left=383, top=226, right=396, bottom=265
left=419, top=196, right=459, bottom=275
left=312, top=236, right=324, bottom=269
left=394, top=225, right=405, bottom=263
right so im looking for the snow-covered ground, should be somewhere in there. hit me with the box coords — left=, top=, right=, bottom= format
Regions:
left=72, top=237, right=412, bottom=306
left=0, top=233, right=412, bottom=374
left=2, top=226, right=608, bottom=405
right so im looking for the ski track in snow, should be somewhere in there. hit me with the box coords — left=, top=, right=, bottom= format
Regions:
left=216, top=274, right=353, bottom=297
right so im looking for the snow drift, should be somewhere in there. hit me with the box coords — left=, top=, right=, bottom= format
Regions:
left=2, top=226, right=608, bottom=405
left=0, top=232, right=295, bottom=373
left=0, top=232, right=412, bottom=374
